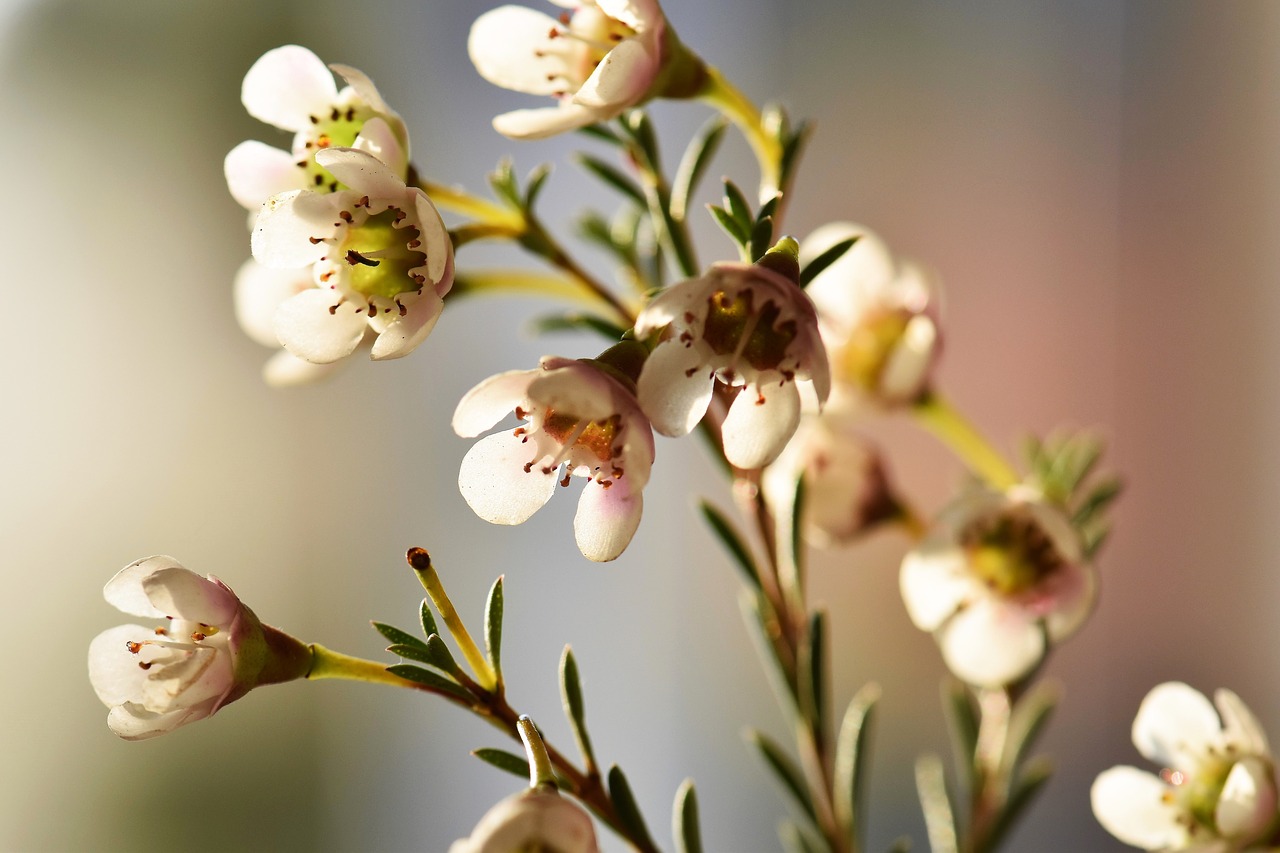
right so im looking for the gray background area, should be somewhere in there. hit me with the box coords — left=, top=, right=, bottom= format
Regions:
left=3, top=1, right=1278, bottom=850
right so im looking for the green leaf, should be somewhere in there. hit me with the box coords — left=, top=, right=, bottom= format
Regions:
left=419, top=599, right=438, bottom=639
left=621, top=110, right=661, bottom=171
left=745, top=729, right=818, bottom=827
left=578, top=211, right=638, bottom=267
left=800, top=237, right=858, bottom=289
left=523, top=163, right=552, bottom=209
left=1073, top=478, right=1122, bottom=527
left=788, top=475, right=807, bottom=589
left=424, top=634, right=464, bottom=678
left=941, top=679, right=980, bottom=790
left=756, top=194, right=780, bottom=223
left=739, top=591, right=799, bottom=717
left=577, top=123, right=625, bottom=146
left=914, top=753, right=958, bottom=853
left=708, top=204, right=750, bottom=248
left=484, top=576, right=504, bottom=681
left=778, top=820, right=825, bottom=853
left=531, top=313, right=628, bottom=341
left=671, top=117, right=727, bottom=222
left=386, top=664, right=472, bottom=702
left=372, top=621, right=429, bottom=652
left=798, top=610, right=827, bottom=739
left=984, top=757, right=1053, bottom=851
left=673, top=779, right=702, bottom=853
left=608, top=765, right=658, bottom=852
left=749, top=216, right=775, bottom=262
left=472, top=748, right=530, bottom=780
left=487, top=159, right=522, bottom=208
left=575, top=153, right=646, bottom=206
left=834, top=683, right=880, bottom=843
left=723, top=180, right=753, bottom=231
left=385, top=643, right=434, bottom=665
left=699, top=501, right=763, bottom=589
left=560, top=646, right=597, bottom=768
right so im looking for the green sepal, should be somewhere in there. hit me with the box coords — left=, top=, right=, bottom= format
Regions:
left=834, top=682, right=881, bottom=844
left=532, top=313, right=629, bottom=342
left=745, top=728, right=818, bottom=827
left=800, top=236, right=858, bottom=289
left=671, top=117, right=727, bottom=221
left=372, top=621, right=429, bottom=652
left=699, top=500, right=763, bottom=589
left=419, top=598, right=438, bottom=639
left=673, top=779, right=703, bottom=853
left=608, top=765, right=658, bottom=852
left=576, top=153, right=646, bottom=206
left=484, top=576, right=504, bottom=683
left=559, top=646, right=598, bottom=769
left=386, top=664, right=472, bottom=702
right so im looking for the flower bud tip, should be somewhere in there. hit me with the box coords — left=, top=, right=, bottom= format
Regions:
left=406, top=547, right=432, bottom=572
left=759, top=236, right=801, bottom=284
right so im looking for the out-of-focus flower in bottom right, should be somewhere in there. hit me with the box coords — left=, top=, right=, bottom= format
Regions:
left=1092, top=682, right=1279, bottom=851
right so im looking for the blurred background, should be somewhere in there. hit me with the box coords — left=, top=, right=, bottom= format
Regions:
left=3, top=0, right=1278, bottom=849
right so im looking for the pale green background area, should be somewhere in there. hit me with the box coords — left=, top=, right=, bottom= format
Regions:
left=1, top=1, right=1278, bottom=850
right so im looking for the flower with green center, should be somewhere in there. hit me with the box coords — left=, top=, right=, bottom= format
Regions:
left=899, top=486, right=1094, bottom=688
left=452, top=355, right=654, bottom=562
left=634, top=245, right=829, bottom=469
left=1092, top=682, right=1279, bottom=851
left=225, top=45, right=409, bottom=211
left=251, top=147, right=454, bottom=364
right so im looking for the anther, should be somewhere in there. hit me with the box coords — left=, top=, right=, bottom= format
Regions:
left=138, top=661, right=153, bottom=671
left=191, top=632, right=206, bottom=642
left=523, top=462, right=535, bottom=473
left=560, top=473, right=572, bottom=487
left=126, top=641, right=142, bottom=654
left=339, top=210, right=354, bottom=223
left=346, top=250, right=381, bottom=267
left=345, top=106, right=355, bottom=121
left=330, top=107, right=340, bottom=120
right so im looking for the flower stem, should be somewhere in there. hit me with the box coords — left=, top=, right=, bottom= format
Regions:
left=450, top=269, right=609, bottom=310
left=306, top=644, right=443, bottom=692
left=912, top=393, right=1020, bottom=490
left=418, top=178, right=525, bottom=232
left=408, top=549, right=499, bottom=692
left=698, top=66, right=782, bottom=201
left=521, top=215, right=636, bottom=325
left=517, top=717, right=558, bottom=789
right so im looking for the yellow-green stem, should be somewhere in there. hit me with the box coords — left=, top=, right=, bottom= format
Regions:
left=451, top=269, right=618, bottom=311
left=419, top=179, right=526, bottom=232
left=413, top=559, right=499, bottom=691
left=518, top=717, right=558, bottom=789
left=697, top=66, right=782, bottom=200
left=307, top=644, right=415, bottom=688
left=912, top=393, right=1020, bottom=491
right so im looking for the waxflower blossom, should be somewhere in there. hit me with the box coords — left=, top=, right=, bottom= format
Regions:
left=251, top=147, right=454, bottom=364
left=233, top=259, right=346, bottom=386
left=899, top=487, right=1095, bottom=688
left=225, top=45, right=409, bottom=211
left=88, top=556, right=310, bottom=740
left=449, top=789, right=600, bottom=853
left=452, top=352, right=655, bottom=562
left=1092, top=682, right=1279, bottom=851
left=801, top=222, right=940, bottom=409
left=634, top=241, right=829, bottom=470
left=468, top=0, right=705, bottom=139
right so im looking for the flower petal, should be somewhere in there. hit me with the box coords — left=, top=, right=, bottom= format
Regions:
left=573, top=38, right=656, bottom=111
left=899, top=545, right=975, bottom=631
left=88, top=624, right=154, bottom=706
left=1133, top=682, right=1223, bottom=770
left=314, top=147, right=406, bottom=200
left=141, top=568, right=238, bottom=626
left=224, top=141, right=307, bottom=211
left=722, top=381, right=801, bottom=469
left=413, top=190, right=453, bottom=287
left=352, top=117, right=409, bottom=179
left=241, top=45, right=337, bottom=132
left=468, top=6, right=566, bottom=96
left=274, top=289, right=368, bottom=364
left=636, top=342, right=713, bottom=436
left=453, top=369, right=539, bottom=438
left=1217, top=689, right=1272, bottom=756
left=936, top=597, right=1044, bottom=687
left=251, top=190, right=338, bottom=268
left=880, top=314, right=937, bottom=402
left=574, top=481, right=643, bottom=562
left=1217, top=756, right=1278, bottom=840
left=107, top=699, right=215, bottom=741
left=370, top=290, right=444, bottom=361
left=263, top=350, right=344, bottom=387
left=492, top=103, right=601, bottom=140
left=234, top=259, right=308, bottom=348
left=529, top=364, right=618, bottom=422
left=458, top=430, right=558, bottom=525
left=1091, top=766, right=1189, bottom=850
left=330, top=63, right=392, bottom=114
left=104, top=556, right=184, bottom=618
left=596, top=0, right=658, bottom=31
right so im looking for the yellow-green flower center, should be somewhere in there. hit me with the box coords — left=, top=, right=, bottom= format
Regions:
left=340, top=209, right=426, bottom=300
left=837, top=308, right=912, bottom=392
left=298, top=104, right=376, bottom=192
left=961, top=510, right=1063, bottom=595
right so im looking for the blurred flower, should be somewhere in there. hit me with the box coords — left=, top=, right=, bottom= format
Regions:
left=635, top=245, right=829, bottom=469
left=452, top=355, right=654, bottom=562
left=251, top=147, right=454, bottom=364
left=801, top=222, right=939, bottom=409
left=1092, top=682, right=1279, bottom=851
left=468, top=0, right=704, bottom=139
left=88, top=556, right=310, bottom=740
left=899, top=487, right=1094, bottom=688
left=233, top=259, right=348, bottom=386
left=225, top=45, right=409, bottom=210
left=449, top=789, right=599, bottom=853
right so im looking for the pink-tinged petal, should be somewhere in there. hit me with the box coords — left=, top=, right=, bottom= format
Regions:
left=224, top=141, right=308, bottom=210
left=263, top=350, right=344, bottom=387
left=574, top=481, right=643, bottom=562
left=104, top=556, right=184, bottom=618
left=880, top=314, right=936, bottom=402
left=141, top=567, right=239, bottom=625
left=412, top=190, right=453, bottom=286
left=453, top=369, right=539, bottom=437
left=330, top=63, right=391, bottom=114
left=352, top=117, right=408, bottom=178
left=314, top=147, right=406, bottom=200
left=1091, top=766, right=1189, bottom=850
left=452, top=790, right=600, bottom=853
left=468, top=7, right=566, bottom=96
left=573, top=39, right=656, bottom=110
left=1217, top=756, right=1277, bottom=839
left=899, top=546, right=975, bottom=631
left=88, top=624, right=154, bottom=706
left=722, top=381, right=800, bottom=469
left=528, top=364, right=618, bottom=422
left=492, top=103, right=601, bottom=140
left=802, top=223, right=895, bottom=331
left=805, top=335, right=831, bottom=406
left=1133, top=682, right=1223, bottom=770
left=107, top=699, right=215, bottom=741
left=634, top=278, right=713, bottom=335
left=458, top=431, right=558, bottom=525
left=251, top=190, right=338, bottom=268
left=241, top=45, right=338, bottom=132
left=637, top=342, right=713, bottom=436
left=1217, top=689, right=1272, bottom=756
left=937, top=598, right=1044, bottom=688
left=274, top=289, right=368, bottom=364
left=596, top=0, right=659, bottom=31
left=1035, top=560, right=1095, bottom=643
left=234, top=259, right=309, bottom=348
left=370, top=290, right=444, bottom=361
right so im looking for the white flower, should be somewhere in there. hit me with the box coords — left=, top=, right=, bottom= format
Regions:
left=468, top=0, right=702, bottom=139
left=233, top=259, right=347, bottom=386
left=452, top=355, right=654, bottom=562
left=449, top=789, right=599, bottom=853
left=801, top=222, right=940, bottom=408
left=634, top=255, right=829, bottom=469
left=251, top=147, right=454, bottom=364
left=899, top=487, right=1095, bottom=688
left=762, top=416, right=899, bottom=547
left=1092, top=683, right=1279, bottom=851
left=225, top=45, right=409, bottom=210
left=87, top=556, right=310, bottom=740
